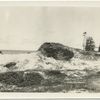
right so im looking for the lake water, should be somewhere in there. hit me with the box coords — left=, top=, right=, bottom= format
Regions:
left=0, top=50, right=33, bottom=54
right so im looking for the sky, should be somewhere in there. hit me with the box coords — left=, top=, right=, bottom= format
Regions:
left=0, top=6, right=100, bottom=50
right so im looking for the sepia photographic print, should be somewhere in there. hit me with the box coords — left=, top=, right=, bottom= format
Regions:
left=1, top=1, right=100, bottom=98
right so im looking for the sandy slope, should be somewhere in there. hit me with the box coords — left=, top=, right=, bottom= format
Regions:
left=0, top=51, right=100, bottom=73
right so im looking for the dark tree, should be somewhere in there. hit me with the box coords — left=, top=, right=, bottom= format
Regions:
left=85, top=37, right=95, bottom=51
left=0, top=51, right=2, bottom=54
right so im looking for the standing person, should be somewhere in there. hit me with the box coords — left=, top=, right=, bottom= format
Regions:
left=83, top=32, right=87, bottom=50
